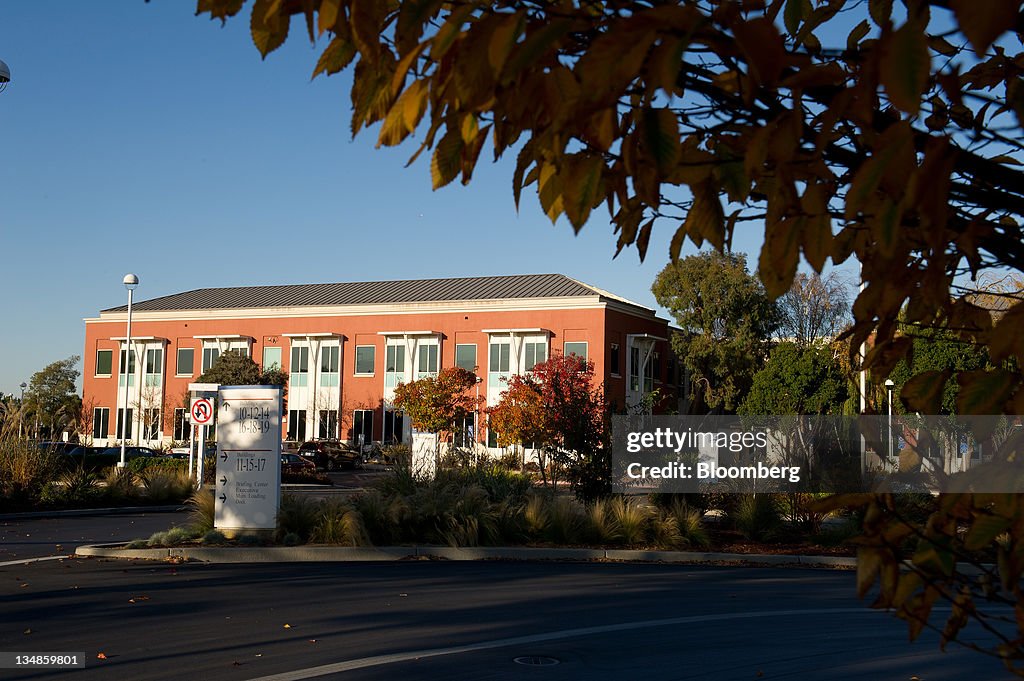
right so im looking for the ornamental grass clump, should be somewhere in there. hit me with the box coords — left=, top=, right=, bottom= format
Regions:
left=586, top=498, right=622, bottom=545
left=311, top=499, right=368, bottom=546
left=543, top=495, right=585, bottom=545
left=186, top=488, right=215, bottom=534
left=101, top=466, right=139, bottom=503
left=665, top=499, right=711, bottom=549
left=276, top=494, right=321, bottom=542
left=141, top=469, right=193, bottom=503
left=607, top=497, right=651, bottom=545
left=732, top=494, right=784, bottom=542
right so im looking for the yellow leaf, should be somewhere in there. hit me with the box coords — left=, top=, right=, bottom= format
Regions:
left=431, top=130, right=464, bottom=190
left=964, top=513, right=1012, bottom=552
left=759, top=216, right=801, bottom=299
left=537, top=162, right=564, bottom=223
left=349, top=0, right=383, bottom=60
left=880, top=22, right=930, bottom=115
left=956, top=369, right=1017, bottom=416
left=250, top=0, right=289, bottom=58
left=576, top=26, right=657, bottom=105
left=640, top=107, right=680, bottom=176
left=647, top=38, right=686, bottom=97
left=563, top=154, right=604, bottom=231
left=856, top=547, right=882, bottom=599
left=312, top=36, right=356, bottom=79
left=680, top=181, right=724, bottom=252
left=734, top=18, right=785, bottom=87
left=800, top=183, right=832, bottom=272
left=317, top=0, right=341, bottom=35
left=900, top=370, right=950, bottom=415
left=488, top=12, right=524, bottom=76
left=949, top=0, right=1020, bottom=54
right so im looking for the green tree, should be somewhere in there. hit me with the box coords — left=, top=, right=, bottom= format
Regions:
left=392, top=367, right=481, bottom=457
left=777, top=272, right=850, bottom=349
left=740, top=343, right=849, bottom=417
left=490, top=354, right=609, bottom=499
left=890, top=326, right=990, bottom=416
left=197, top=350, right=287, bottom=388
left=653, top=251, right=779, bottom=412
left=25, top=356, right=81, bottom=440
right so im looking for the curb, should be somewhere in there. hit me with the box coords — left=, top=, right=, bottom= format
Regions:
left=74, top=543, right=858, bottom=568
left=0, top=505, right=185, bottom=521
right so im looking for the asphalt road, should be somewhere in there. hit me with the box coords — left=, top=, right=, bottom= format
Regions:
left=0, top=511, right=191, bottom=563
left=0, top=559, right=1015, bottom=680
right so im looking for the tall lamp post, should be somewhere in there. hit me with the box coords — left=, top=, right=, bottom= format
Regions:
left=119, top=274, right=139, bottom=468
left=885, top=378, right=895, bottom=467
left=0, top=58, right=11, bottom=93
left=18, top=382, right=26, bottom=438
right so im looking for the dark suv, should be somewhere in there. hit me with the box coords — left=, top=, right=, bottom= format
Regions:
left=297, top=440, right=360, bottom=471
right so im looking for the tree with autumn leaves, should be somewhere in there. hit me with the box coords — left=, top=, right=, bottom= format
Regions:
left=488, top=354, right=609, bottom=500
left=392, top=366, right=482, bottom=454
left=193, top=0, right=1024, bottom=670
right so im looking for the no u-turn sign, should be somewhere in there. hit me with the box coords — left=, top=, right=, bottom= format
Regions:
left=190, top=397, right=214, bottom=425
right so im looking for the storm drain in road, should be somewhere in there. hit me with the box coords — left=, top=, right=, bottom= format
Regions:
left=513, top=656, right=560, bottom=666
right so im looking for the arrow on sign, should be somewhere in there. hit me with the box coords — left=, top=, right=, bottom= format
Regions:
left=219, top=493, right=227, bottom=503
left=219, top=476, right=227, bottom=486
left=220, top=452, right=227, bottom=462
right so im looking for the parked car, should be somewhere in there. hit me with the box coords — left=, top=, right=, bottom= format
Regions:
left=97, top=446, right=163, bottom=460
left=297, top=440, right=361, bottom=471
left=167, top=444, right=217, bottom=460
left=281, top=452, right=316, bottom=475
left=37, top=441, right=84, bottom=456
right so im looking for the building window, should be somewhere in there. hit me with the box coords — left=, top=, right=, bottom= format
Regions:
left=144, top=348, right=163, bottom=387
left=417, top=343, right=438, bottom=379
left=93, top=407, right=110, bottom=440
left=488, top=340, right=511, bottom=390
left=96, top=349, right=112, bottom=376
left=176, top=348, right=194, bottom=376
left=201, top=347, right=220, bottom=374
left=454, top=414, right=475, bottom=449
left=383, top=410, right=404, bottom=444
left=385, top=344, right=406, bottom=388
left=116, top=408, right=133, bottom=440
left=144, top=408, right=161, bottom=441
left=629, top=346, right=654, bottom=393
left=524, top=340, right=547, bottom=371
left=287, top=409, right=306, bottom=441
left=353, top=409, right=373, bottom=444
left=263, top=346, right=282, bottom=371
left=610, top=343, right=620, bottom=376
left=173, top=408, right=190, bottom=441
left=318, top=410, right=338, bottom=439
left=564, top=342, right=588, bottom=360
left=653, top=351, right=662, bottom=383
left=355, top=346, right=375, bottom=375
left=290, top=346, right=309, bottom=387
left=320, top=345, right=340, bottom=387
left=119, top=349, right=136, bottom=387
left=455, top=344, right=477, bottom=372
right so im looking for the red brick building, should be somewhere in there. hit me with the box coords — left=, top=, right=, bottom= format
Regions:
left=82, top=274, right=678, bottom=449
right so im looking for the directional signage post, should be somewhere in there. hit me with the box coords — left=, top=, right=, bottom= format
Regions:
left=214, top=385, right=283, bottom=537
left=187, top=383, right=219, bottom=484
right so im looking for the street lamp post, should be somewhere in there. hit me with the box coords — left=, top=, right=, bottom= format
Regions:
left=885, top=378, right=895, bottom=467
left=119, top=274, right=139, bottom=468
left=18, top=382, right=26, bottom=438
left=0, top=58, right=11, bottom=93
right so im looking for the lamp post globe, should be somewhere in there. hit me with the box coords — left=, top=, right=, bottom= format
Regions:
left=0, top=59, right=10, bottom=93
left=18, top=381, right=26, bottom=438
left=119, top=274, right=140, bottom=467
left=884, top=379, right=895, bottom=465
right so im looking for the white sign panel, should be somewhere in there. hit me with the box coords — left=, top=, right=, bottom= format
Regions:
left=214, top=386, right=282, bottom=533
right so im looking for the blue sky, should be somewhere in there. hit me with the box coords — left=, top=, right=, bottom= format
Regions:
left=0, top=2, right=831, bottom=396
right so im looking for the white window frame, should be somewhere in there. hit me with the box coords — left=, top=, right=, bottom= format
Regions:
left=563, top=341, right=589, bottom=361
left=263, top=346, right=283, bottom=371
left=176, top=347, right=195, bottom=377
left=455, top=343, right=477, bottom=372
left=93, top=407, right=110, bottom=440
left=95, top=349, right=113, bottom=377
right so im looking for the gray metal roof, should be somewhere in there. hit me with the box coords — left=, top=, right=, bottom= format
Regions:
left=101, top=273, right=648, bottom=313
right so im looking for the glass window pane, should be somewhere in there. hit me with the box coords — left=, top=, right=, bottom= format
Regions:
left=177, top=348, right=194, bottom=375
left=96, top=350, right=112, bottom=375
left=355, top=346, right=375, bottom=374
left=455, top=344, right=476, bottom=371
left=564, top=342, right=588, bottom=360
left=263, top=347, right=282, bottom=370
